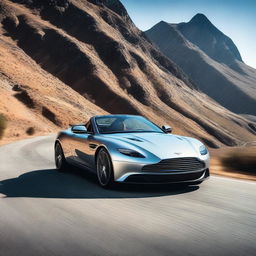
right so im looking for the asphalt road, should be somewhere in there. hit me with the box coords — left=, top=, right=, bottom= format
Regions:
left=0, top=135, right=256, bottom=256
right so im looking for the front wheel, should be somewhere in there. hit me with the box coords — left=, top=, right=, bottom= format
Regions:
left=55, top=142, right=69, bottom=172
left=96, top=148, right=114, bottom=188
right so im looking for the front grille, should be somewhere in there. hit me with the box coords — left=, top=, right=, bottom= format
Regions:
left=125, top=170, right=206, bottom=183
left=142, top=157, right=205, bottom=172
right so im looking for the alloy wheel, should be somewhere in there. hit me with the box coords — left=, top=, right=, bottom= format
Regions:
left=97, top=149, right=112, bottom=187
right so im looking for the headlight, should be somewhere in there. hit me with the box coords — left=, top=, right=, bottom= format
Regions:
left=199, top=145, right=208, bottom=155
left=118, top=148, right=145, bottom=158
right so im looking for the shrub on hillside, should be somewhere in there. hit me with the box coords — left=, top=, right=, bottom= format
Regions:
left=0, top=114, right=7, bottom=139
left=221, top=148, right=256, bottom=174
left=26, top=127, right=35, bottom=136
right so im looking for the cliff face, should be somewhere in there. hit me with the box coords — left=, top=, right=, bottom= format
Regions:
left=0, top=1, right=255, bottom=146
left=146, top=15, right=256, bottom=116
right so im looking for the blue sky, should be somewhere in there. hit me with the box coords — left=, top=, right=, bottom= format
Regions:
left=121, top=0, right=256, bottom=69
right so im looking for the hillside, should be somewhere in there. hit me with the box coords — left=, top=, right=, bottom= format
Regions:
left=0, top=31, right=106, bottom=144
left=0, top=0, right=255, bottom=147
left=145, top=14, right=256, bottom=116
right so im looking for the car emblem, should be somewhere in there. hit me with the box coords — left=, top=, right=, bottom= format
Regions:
left=174, top=152, right=182, bottom=155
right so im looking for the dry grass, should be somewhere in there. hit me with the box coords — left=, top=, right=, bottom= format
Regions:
left=210, top=146, right=256, bottom=181
left=221, top=148, right=256, bottom=174
left=0, top=113, right=7, bottom=139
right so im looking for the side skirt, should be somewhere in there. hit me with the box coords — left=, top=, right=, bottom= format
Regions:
left=66, top=158, right=96, bottom=174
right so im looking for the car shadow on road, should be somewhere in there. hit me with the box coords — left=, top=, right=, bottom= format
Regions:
left=0, top=167, right=199, bottom=199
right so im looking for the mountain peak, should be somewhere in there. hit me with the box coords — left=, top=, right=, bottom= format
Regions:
left=184, top=13, right=243, bottom=63
left=155, top=20, right=169, bottom=27
left=189, top=13, right=211, bottom=25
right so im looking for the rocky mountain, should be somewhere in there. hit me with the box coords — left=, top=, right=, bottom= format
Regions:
left=146, top=14, right=256, bottom=115
left=0, top=0, right=255, bottom=146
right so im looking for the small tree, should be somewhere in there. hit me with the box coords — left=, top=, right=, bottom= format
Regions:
left=0, top=114, right=7, bottom=139
left=26, top=127, right=35, bottom=135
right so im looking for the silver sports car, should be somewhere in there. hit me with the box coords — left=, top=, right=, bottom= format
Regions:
left=54, top=115, right=210, bottom=188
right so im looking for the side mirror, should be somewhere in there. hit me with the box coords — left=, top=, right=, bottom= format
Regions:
left=71, top=125, right=87, bottom=134
left=162, top=125, right=172, bottom=133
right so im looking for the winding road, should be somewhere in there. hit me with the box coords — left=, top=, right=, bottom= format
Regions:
left=0, top=135, right=255, bottom=256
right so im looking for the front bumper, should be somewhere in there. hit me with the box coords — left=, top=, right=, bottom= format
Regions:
left=118, top=168, right=209, bottom=184
left=113, top=156, right=210, bottom=184
left=115, top=168, right=209, bottom=185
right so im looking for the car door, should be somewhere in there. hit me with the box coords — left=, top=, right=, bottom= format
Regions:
left=72, top=121, right=97, bottom=170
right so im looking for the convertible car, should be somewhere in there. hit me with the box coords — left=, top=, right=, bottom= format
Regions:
left=54, top=115, right=210, bottom=187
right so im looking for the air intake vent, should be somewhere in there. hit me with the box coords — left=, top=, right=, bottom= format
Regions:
left=142, top=157, right=205, bottom=172
left=126, top=137, right=143, bottom=142
left=125, top=170, right=206, bottom=183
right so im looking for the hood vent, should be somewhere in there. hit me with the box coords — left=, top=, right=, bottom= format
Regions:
left=126, top=137, right=143, bottom=142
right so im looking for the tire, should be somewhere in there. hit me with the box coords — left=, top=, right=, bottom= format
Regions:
left=55, top=142, right=69, bottom=172
left=96, top=148, right=114, bottom=188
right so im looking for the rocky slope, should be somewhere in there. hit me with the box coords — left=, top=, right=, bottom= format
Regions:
left=0, top=30, right=106, bottom=143
left=0, top=0, right=255, bottom=147
left=146, top=14, right=256, bottom=116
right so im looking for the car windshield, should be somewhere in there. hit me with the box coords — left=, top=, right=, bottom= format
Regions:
left=95, top=116, right=164, bottom=134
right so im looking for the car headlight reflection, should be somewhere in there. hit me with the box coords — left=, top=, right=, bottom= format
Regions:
left=118, top=148, right=145, bottom=158
left=199, top=145, right=208, bottom=155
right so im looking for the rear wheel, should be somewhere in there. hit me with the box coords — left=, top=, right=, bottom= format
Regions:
left=96, top=148, right=114, bottom=188
left=55, top=142, right=69, bottom=172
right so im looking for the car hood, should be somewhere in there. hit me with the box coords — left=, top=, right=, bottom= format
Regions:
left=103, top=132, right=200, bottom=159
